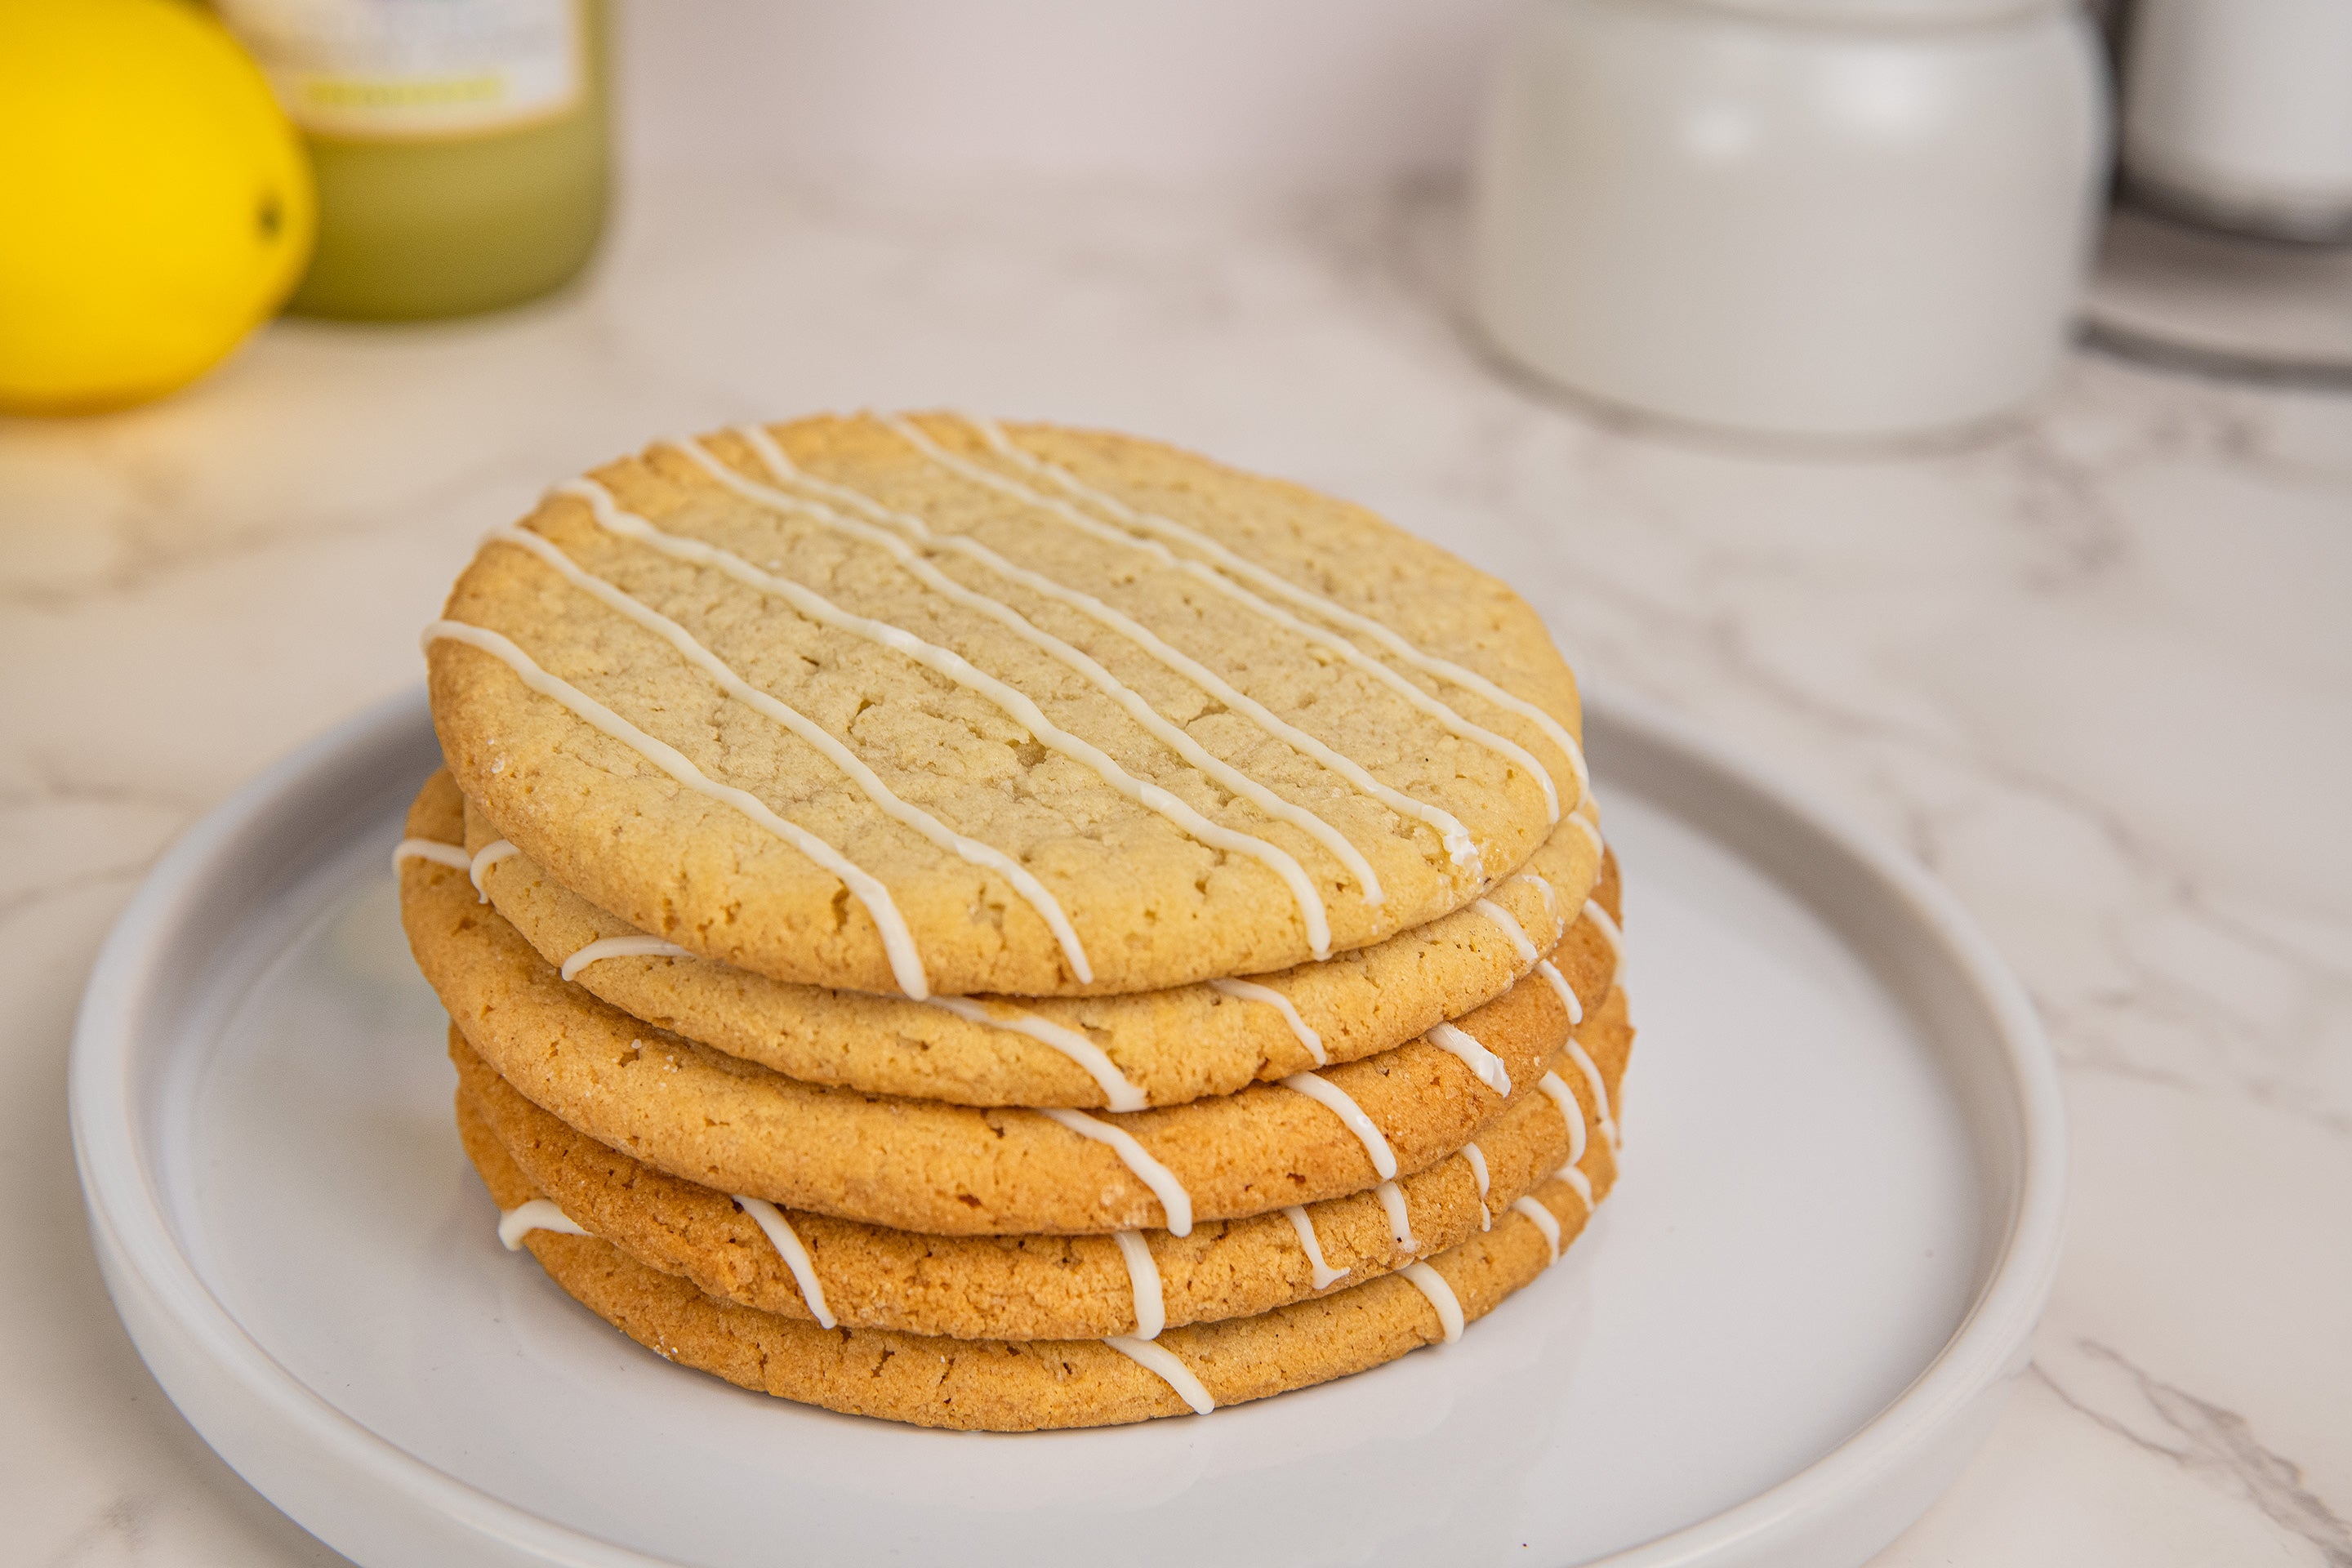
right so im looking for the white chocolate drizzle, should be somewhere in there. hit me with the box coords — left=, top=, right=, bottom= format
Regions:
left=1566, top=809, right=1606, bottom=860
left=1376, top=1179, right=1418, bottom=1253
left=960, top=413, right=1595, bottom=801
left=1105, top=1335, right=1214, bottom=1414
left=556, top=473, right=1333, bottom=962
left=1037, top=1107, right=1194, bottom=1236
left=1281, top=1072, right=1396, bottom=1180
left=1539, top=1070, right=1589, bottom=1171
left=1511, top=870, right=1561, bottom=924
left=559, top=934, right=693, bottom=982
left=1401, top=1262, right=1464, bottom=1344
left=1113, top=1230, right=1165, bottom=1339
left=394, top=838, right=470, bottom=872
left=492, top=514, right=1094, bottom=985
left=1207, top=977, right=1326, bottom=1067
left=734, top=1195, right=836, bottom=1329
left=498, top=1199, right=588, bottom=1250
left=1566, top=1036, right=1619, bottom=1149
left=467, top=839, right=518, bottom=901
left=1427, top=1021, right=1512, bottom=1096
left=1539, top=1071, right=1597, bottom=1209
left=1584, top=898, right=1624, bottom=970
left=1537, top=958, right=1584, bottom=1027
left=1471, top=898, right=1540, bottom=967
left=1283, top=1205, right=1348, bottom=1289
left=901, top=412, right=1566, bottom=826
left=1513, top=1194, right=1562, bottom=1263
left=924, top=997, right=1146, bottom=1111
left=689, top=437, right=1410, bottom=903
left=1462, top=1141, right=1492, bottom=1232
left=423, top=617, right=932, bottom=999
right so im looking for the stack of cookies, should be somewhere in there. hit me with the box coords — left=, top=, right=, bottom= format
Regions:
left=396, top=413, right=1631, bottom=1432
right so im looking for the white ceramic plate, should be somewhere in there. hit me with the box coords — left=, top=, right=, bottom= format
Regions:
left=70, top=685, right=2064, bottom=1568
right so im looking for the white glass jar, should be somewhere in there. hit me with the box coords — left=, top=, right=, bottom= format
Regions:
left=1471, top=0, right=2109, bottom=441
left=2123, top=0, right=2352, bottom=242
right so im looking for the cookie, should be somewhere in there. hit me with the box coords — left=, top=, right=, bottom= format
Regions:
left=453, top=1027, right=1619, bottom=1339
left=426, top=413, right=1588, bottom=998
left=403, top=822, right=1607, bottom=1236
left=462, top=1096, right=1602, bottom=1432
left=425, top=773, right=1618, bottom=1109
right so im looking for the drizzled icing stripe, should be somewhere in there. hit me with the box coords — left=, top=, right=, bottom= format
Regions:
left=469, top=839, right=518, bottom=901
left=1376, top=1180, right=1418, bottom=1253
left=1472, top=898, right=1541, bottom=966
left=560, top=934, right=693, bottom=982
left=1566, top=1036, right=1619, bottom=1149
left=1113, top=1231, right=1165, bottom=1339
left=1513, top=1195, right=1562, bottom=1263
left=961, top=412, right=1593, bottom=803
left=1281, top=1072, right=1397, bottom=1180
left=894, top=414, right=1563, bottom=824
left=924, top=997, right=1146, bottom=1111
left=1584, top=898, right=1625, bottom=969
left=1566, top=809, right=1606, bottom=859
left=1401, top=1263, right=1464, bottom=1343
left=495, top=514, right=1093, bottom=986
left=1537, top=958, right=1585, bottom=1026
left=394, top=838, right=471, bottom=872
left=1538, top=1070, right=1589, bottom=1170
left=498, top=1200, right=587, bottom=1250
left=1511, top=870, right=1561, bottom=924
left=1106, top=1336, right=1214, bottom=1414
left=695, top=433, right=1415, bottom=897
left=1284, top=1205, right=1349, bottom=1289
left=424, top=619, right=932, bottom=998
left=1037, top=1108, right=1194, bottom=1236
left=735, top=1196, right=836, bottom=1329
left=1427, top=1022, right=1513, bottom=1096
left=1462, top=1142, right=1493, bottom=1231
left=1540, top=1072, right=1597, bottom=1207
left=556, top=475, right=1334, bottom=963
left=1207, top=977, right=1326, bottom=1067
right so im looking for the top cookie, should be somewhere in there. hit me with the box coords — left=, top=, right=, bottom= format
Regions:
left=428, top=412, right=1585, bottom=997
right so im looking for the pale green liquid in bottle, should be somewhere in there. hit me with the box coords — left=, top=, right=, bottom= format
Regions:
left=278, top=0, right=611, bottom=322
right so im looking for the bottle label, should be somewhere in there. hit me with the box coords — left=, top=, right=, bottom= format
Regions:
left=218, top=0, right=582, bottom=140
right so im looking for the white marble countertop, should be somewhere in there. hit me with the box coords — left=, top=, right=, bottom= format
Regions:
left=5, top=173, right=2347, bottom=1566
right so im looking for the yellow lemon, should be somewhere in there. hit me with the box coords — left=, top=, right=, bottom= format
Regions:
left=0, top=0, right=314, bottom=415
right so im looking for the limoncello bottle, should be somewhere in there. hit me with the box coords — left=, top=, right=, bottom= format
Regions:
left=216, top=0, right=609, bottom=321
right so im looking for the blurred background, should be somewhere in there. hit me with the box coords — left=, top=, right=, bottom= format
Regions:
left=621, top=0, right=1517, bottom=184
left=13, top=0, right=2352, bottom=422
left=4, top=2, right=2349, bottom=1566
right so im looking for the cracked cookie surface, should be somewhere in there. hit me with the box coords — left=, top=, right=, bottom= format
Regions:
left=428, top=413, right=1586, bottom=998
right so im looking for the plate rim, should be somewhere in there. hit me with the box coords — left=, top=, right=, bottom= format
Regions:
left=1565, top=692, right=2066, bottom=1566
left=69, top=682, right=2066, bottom=1568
